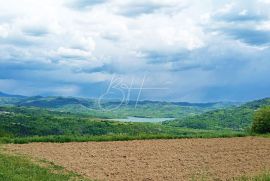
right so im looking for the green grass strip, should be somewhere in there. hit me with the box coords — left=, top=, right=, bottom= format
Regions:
left=0, top=131, right=248, bottom=144
left=0, top=152, right=87, bottom=181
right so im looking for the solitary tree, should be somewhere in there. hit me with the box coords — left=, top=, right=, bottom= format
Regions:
left=251, top=107, right=270, bottom=134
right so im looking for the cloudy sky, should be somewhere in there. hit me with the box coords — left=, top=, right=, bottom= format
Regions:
left=0, top=0, right=270, bottom=102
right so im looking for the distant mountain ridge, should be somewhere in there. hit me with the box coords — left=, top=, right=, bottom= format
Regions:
left=0, top=91, right=240, bottom=108
left=0, top=91, right=26, bottom=98
left=16, top=96, right=95, bottom=108
left=0, top=91, right=242, bottom=119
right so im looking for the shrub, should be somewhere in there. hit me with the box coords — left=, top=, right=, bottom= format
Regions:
left=251, top=107, right=270, bottom=134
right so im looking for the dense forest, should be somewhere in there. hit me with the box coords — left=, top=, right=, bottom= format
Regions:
left=164, top=98, right=270, bottom=130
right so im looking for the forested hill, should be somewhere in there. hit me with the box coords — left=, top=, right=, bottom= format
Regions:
left=163, top=98, right=270, bottom=131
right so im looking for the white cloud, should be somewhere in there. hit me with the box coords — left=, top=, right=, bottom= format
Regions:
left=56, top=47, right=92, bottom=58
left=256, top=21, right=270, bottom=30
left=0, top=0, right=270, bottom=101
left=0, top=24, right=10, bottom=38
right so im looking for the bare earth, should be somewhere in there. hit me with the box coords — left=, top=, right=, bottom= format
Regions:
left=5, top=137, right=270, bottom=181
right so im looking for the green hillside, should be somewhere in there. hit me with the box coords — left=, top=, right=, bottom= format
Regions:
left=0, top=93, right=239, bottom=119
left=163, top=98, right=270, bottom=130
left=0, top=105, right=247, bottom=145
left=1, top=92, right=269, bottom=140
left=0, top=106, right=217, bottom=138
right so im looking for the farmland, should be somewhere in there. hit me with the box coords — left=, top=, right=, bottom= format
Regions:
left=4, top=137, right=270, bottom=181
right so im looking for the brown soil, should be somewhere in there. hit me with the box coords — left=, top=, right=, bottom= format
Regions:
left=5, top=137, right=270, bottom=181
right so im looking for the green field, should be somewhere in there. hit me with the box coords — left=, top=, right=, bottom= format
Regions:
left=0, top=152, right=88, bottom=181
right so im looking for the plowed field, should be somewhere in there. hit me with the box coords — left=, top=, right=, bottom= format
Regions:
left=5, top=137, right=270, bottom=181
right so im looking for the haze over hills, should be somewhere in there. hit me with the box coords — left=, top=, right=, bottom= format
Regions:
left=0, top=91, right=240, bottom=107
left=0, top=92, right=26, bottom=98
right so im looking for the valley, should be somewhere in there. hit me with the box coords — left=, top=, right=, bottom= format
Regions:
left=0, top=92, right=269, bottom=180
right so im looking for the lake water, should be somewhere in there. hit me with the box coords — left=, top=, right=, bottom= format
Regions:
left=109, top=117, right=175, bottom=123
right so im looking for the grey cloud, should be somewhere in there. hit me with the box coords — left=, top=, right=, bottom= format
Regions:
left=67, top=0, right=107, bottom=10
left=221, top=28, right=270, bottom=46
left=118, top=4, right=163, bottom=17
left=215, top=12, right=267, bottom=22
left=142, top=51, right=189, bottom=64
left=23, top=26, right=49, bottom=37
left=115, top=1, right=185, bottom=17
